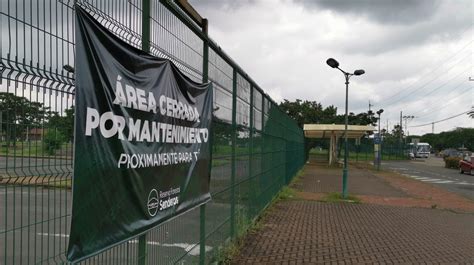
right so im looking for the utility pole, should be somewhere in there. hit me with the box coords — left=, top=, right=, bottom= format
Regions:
left=399, top=111, right=402, bottom=143
left=402, top=115, right=415, bottom=138
left=369, top=100, right=373, bottom=112
left=432, top=122, right=434, bottom=134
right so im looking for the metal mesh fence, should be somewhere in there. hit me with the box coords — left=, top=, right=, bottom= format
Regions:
left=0, top=1, right=306, bottom=264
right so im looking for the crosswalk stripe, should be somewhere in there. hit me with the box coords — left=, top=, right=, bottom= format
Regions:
left=430, top=180, right=454, bottom=184
left=403, top=173, right=474, bottom=186
left=411, top=176, right=428, bottom=180
left=456, top=182, right=474, bottom=185
left=421, top=179, right=442, bottom=182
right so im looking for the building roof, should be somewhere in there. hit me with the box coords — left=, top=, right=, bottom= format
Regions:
left=303, top=124, right=375, bottom=139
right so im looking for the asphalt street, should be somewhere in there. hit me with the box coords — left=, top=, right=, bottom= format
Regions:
left=383, top=157, right=474, bottom=200
left=0, top=156, right=238, bottom=264
left=0, top=156, right=72, bottom=178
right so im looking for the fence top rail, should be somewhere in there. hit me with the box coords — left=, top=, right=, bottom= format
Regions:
left=159, top=0, right=301, bottom=129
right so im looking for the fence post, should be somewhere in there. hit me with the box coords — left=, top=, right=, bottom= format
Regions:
left=248, top=84, right=254, bottom=218
left=230, top=69, right=237, bottom=239
left=138, top=0, right=151, bottom=264
left=199, top=17, right=209, bottom=265
left=261, top=95, right=265, bottom=212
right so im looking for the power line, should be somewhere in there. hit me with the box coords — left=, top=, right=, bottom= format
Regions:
left=409, top=110, right=470, bottom=128
left=384, top=65, right=471, bottom=109
left=378, top=40, right=473, bottom=105
left=409, top=79, right=471, bottom=116
left=413, top=84, right=471, bottom=118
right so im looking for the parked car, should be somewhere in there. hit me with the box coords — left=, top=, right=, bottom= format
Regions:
left=441, top=148, right=460, bottom=159
left=459, top=155, right=474, bottom=175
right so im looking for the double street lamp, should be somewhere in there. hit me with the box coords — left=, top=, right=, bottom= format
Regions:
left=326, top=58, right=365, bottom=199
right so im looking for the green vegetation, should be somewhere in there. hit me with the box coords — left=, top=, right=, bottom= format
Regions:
left=1, top=141, right=44, bottom=156
left=0, top=140, right=71, bottom=157
left=0, top=92, right=75, bottom=157
left=419, top=128, right=474, bottom=152
left=212, top=203, right=262, bottom=264
left=310, top=147, right=407, bottom=163
left=444, top=157, right=461, bottom=169
left=212, top=169, right=304, bottom=263
left=43, top=129, right=66, bottom=155
left=277, top=186, right=297, bottom=200
left=320, top=192, right=361, bottom=204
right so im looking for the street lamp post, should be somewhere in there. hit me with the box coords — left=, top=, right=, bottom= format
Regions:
left=326, top=58, right=365, bottom=199
left=376, top=109, right=384, bottom=171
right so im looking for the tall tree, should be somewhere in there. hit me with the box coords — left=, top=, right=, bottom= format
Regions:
left=279, top=99, right=377, bottom=128
left=0, top=92, right=48, bottom=142
left=48, top=107, right=75, bottom=142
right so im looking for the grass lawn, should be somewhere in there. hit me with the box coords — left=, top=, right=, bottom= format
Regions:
left=0, top=141, right=72, bottom=158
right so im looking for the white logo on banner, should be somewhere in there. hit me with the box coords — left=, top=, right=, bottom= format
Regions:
left=147, top=189, right=159, bottom=217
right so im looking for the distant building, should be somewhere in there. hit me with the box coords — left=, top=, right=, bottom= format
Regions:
left=25, top=128, right=45, bottom=141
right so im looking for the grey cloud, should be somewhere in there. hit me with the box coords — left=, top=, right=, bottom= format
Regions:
left=295, top=0, right=441, bottom=25
left=189, top=0, right=256, bottom=12
left=320, top=1, right=472, bottom=55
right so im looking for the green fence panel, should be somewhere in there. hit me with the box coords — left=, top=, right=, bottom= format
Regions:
left=0, top=0, right=306, bottom=264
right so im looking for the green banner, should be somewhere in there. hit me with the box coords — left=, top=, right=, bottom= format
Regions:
left=67, top=6, right=213, bottom=262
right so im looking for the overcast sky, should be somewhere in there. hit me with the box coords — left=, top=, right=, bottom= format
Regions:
left=190, top=0, right=473, bottom=135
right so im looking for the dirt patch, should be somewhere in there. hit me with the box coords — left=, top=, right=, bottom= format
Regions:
left=295, top=161, right=474, bottom=213
left=373, top=171, right=474, bottom=212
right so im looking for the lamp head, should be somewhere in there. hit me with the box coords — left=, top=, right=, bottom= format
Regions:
left=354, top=69, right=365, bottom=76
left=326, top=58, right=339, bottom=68
left=376, top=109, right=384, bottom=115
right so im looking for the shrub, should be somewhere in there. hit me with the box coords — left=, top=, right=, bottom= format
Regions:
left=444, top=157, right=461, bottom=169
left=43, top=129, right=66, bottom=155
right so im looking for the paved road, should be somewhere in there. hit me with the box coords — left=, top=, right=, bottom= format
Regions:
left=0, top=157, right=239, bottom=264
left=383, top=157, right=474, bottom=201
left=0, top=186, right=231, bottom=264
left=0, top=156, right=72, bottom=178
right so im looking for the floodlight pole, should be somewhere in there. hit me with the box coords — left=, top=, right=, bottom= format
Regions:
left=343, top=72, right=350, bottom=198
left=377, top=113, right=381, bottom=170
left=376, top=109, right=384, bottom=171
left=326, top=58, right=364, bottom=199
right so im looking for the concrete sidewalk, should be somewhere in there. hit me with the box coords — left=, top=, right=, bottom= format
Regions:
left=232, top=158, right=474, bottom=264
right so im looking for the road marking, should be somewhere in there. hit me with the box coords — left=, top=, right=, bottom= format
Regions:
left=410, top=176, right=429, bottom=180
left=390, top=167, right=409, bottom=170
left=37, top=233, right=213, bottom=256
left=430, top=180, right=454, bottom=184
left=405, top=175, right=472, bottom=185
left=420, top=179, right=443, bottom=182
left=128, top=240, right=212, bottom=256
left=456, top=182, right=474, bottom=185
left=37, top=233, right=69, bottom=238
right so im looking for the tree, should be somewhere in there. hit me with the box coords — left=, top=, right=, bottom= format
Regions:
left=279, top=99, right=378, bottom=154
left=48, top=107, right=75, bottom=142
left=420, top=127, right=474, bottom=152
left=279, top=99, right=377, bottom=128
left=43, top=129, right=66, bottom=155
left=0, top=92, right=50, bottom=142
